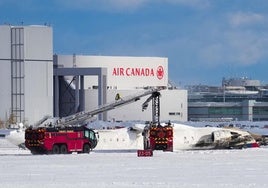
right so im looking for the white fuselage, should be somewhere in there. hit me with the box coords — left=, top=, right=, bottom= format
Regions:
left=5, top=123, right=256, bottom=151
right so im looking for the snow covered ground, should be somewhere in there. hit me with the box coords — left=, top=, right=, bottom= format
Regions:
left=1, top=138, right=268, bottom=188
left=1, top=121, right=268, bottom=188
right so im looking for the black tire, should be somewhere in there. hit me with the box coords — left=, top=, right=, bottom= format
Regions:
left=83, top=144, right=91, bottom=153
left=60, top=144, right=68, bottom=154
left=52, top=144, right=60, bottom=154
left=31, top=150, right=43, bottom=155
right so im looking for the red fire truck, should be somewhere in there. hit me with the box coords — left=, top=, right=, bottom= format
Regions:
left=141, top=91, right=173, bottom=152
left=143, top=123, right=173, bottom=151
left=25, top=126, right=98, bottom=154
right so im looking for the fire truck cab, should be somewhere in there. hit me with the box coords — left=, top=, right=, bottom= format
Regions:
left=25, top=126, right=98, bottom=154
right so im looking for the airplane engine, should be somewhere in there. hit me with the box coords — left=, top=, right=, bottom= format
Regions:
left=211, top=130, right=233, bottom=149
left=212, top=130, right=232, bottom=142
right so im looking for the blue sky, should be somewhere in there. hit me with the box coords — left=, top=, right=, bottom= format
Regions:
left=1, top=0, right=268, bottom=86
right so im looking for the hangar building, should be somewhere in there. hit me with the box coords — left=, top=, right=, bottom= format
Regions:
left=0, top=25, right=187, bottom=125
left=54, top=55, right=188, bottom=122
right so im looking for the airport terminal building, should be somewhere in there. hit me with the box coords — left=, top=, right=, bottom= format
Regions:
left=187, top=77, right=268, bottom=121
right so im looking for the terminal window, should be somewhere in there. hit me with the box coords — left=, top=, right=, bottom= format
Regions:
left=169, top=112, right=181, bottom=116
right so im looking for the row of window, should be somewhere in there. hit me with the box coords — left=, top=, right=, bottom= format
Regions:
left=169, top=112, right=181, bottom=116
left=208, top=107, right=242, bottom=115
left=190, top=107, right=268, bottom=115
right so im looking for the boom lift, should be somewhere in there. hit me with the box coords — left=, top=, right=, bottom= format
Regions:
left=142, top=91, right=173, bottom=152
left=58, top=88, right=162, bottom=127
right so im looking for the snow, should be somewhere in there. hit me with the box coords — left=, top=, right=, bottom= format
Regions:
left=1, top=140, right=268, bottom=188
left=1, top=121, right=268, bottom=187
left=96, top=127, right=143, bottom=150
left=6, top=129, right=25, bottom=146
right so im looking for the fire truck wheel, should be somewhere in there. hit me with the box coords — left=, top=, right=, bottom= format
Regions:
left=83, top=144, right=91, bottom=153
left=60, top=145, right=68, bottom=154
left=52, top=144, right=60, bottom=154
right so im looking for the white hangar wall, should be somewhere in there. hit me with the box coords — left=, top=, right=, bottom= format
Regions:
left=0, top=26, right=12, bottom=124
left=56, top=55, right=187, bottom=122
left=56, top=55, right=168, bottom=89
left=0, top=25, right=53, bottom=126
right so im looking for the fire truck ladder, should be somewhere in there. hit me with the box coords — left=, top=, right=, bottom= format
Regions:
left=58, top=88, right=162, bottom=126
left=142, top=91, right=161, bottom=125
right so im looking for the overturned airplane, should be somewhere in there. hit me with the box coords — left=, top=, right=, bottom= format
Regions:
left=94, top=122, right=260, bottom=151
left=3, top=121, right=264, bottom=152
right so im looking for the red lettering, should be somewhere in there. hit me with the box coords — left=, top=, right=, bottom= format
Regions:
left=126, top=68, right=130, bottom=76
left=112, top=68, right=117, bottom=76
left=135, top=68, right=139, bottom=76
left=120, top=68, right=124, bottom=76
left=140, top=68, right=144, bottom=76
left=150, top=69, right=154, bottom=76
left=112, top=67, right=159, bottom=77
